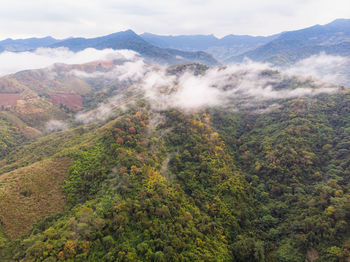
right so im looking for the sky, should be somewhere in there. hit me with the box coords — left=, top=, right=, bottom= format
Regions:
left=0, top=0, right=350, bottom=39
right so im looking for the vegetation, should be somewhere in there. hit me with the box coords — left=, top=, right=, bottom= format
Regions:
left=2, top=68, right=350, bottom=261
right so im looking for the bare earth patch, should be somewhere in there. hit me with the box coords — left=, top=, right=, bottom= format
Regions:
left=0, top=93, right=21, bottom=106
left=50, top=93, right=83, bottom=110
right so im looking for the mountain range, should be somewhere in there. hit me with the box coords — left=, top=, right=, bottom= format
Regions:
left=0, top=30, right=218, bottom=66
left=142, top=19, right=350, bottom=65
left=2, top=18, right=350, bottom=66
left=227, top=18, right=350, bottom=65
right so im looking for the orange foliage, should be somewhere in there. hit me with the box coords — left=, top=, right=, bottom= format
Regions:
left=116, top=137, right=124, bottom=144
left=57, top=251, right=65, bottom=260
left=64, top=240, right=77, bottom=257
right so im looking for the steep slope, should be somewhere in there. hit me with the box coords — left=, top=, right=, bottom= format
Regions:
left=227, top=18, right=350, bottom=65
left=211, top=91, right=350, bottom=261
left=1, top=60, right=350, bottom=261
left=0, top=60, right=128, bottom=159
left=0, top=157, right=71, bottom=238
left=0, top=102, right=253, bottom=262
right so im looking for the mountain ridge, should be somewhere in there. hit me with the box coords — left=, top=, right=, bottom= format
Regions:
left=0, top=30, right=219, bottom=66
left=226, top=18, right=350, bottom=64
left=2, top=18, right=350, bottom=65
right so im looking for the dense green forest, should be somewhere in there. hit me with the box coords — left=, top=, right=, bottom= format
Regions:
left=1, top=64, right=350, bottom=261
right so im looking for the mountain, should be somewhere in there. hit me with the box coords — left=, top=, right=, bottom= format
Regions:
left=227, top=18, right=350, bottom=65
left=141, top=32, right=278, bottom=61
left=0, top=60, right=132, bottom=160
left=140, top=33, right=219, bottom=50
left=0, top=31, right=218, bottom=66
left=48, top=30, right=218, bottom=66
left=2, top=19, right=350, bottom=66
left=1, top=56, right=350, bottom=261
left=0, top=36, right=59, bottom=52
left=3, top=21, right=350, bottom=261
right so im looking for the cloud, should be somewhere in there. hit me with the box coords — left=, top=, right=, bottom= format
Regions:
left=75, top=104, right=113, bottom=124
left=72, top=59, right=147, bottom=81
left=131, top=59, right=338, bottom=111
left=76, top=55, right=338, bottom=113
left=45, top=119, right=68, bottom=132
left=0, top=47, right=139, bottom=76
left=75, top=94, right=132, bottom=124
left=285, top=52, right=350, bottom=86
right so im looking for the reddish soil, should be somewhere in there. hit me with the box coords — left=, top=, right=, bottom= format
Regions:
left=50, top=93, right=83, bottom=110
left=0, top=94, right=21, bottom=106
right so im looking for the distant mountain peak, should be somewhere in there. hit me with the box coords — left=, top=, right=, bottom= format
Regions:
left=327, top=18, right=350, bottom=25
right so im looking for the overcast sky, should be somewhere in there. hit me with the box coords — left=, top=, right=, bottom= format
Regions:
left=0, top=0, right=350, bottom=39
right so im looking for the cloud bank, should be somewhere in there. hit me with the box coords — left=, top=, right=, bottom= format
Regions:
left=286, top=52, right=350, bottom=86
left=0, top=47, right=139, bottom=76
left=141, top=63, right=338, bottom=111
left=69, top=54, right=340, bottom=123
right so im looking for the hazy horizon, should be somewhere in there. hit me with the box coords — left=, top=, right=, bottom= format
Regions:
left=0, top=0, right=350, bottom=39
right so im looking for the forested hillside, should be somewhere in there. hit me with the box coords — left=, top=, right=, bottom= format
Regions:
left=0, top=60, right=350, bottom=261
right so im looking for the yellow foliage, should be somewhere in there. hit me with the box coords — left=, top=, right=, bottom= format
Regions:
left=325, top=205, right=336, bottom=216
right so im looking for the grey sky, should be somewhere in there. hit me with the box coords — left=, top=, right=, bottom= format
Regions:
left=0, top=0, right=349, bottom=39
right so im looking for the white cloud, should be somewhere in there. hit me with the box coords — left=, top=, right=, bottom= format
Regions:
left=0, top=48, right=139, bottom=76
left=45, top=119, right=68, bottom=132
left=285, top=53, right=350, bottom=86
left=88, top=57, right=338, bottom=111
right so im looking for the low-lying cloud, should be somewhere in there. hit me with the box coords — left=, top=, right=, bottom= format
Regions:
left=0, top=47, right=139, bottom=76
left=71, top=55, right=340, bottom=119
left=285, top=52, right=350, bottom=87
left=74, top=94, right=134, bottom=124
left=45, top=119, right=68, bottom=132
left=141, top=63, right=338, bottom=110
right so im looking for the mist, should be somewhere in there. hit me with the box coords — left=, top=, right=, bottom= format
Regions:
left=137, top=60, right=339, bottom=111
left=70, top=54, right=340, bottom=122
left=45, top=119, right=68, bottom=132
left=285, top=52, right=350, bottom=86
